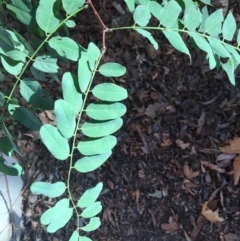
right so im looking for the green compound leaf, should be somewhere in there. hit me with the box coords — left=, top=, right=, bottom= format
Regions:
left=133, top=5, right=151, bottom=27
left=9, top=105, right=42, bottom=131
left=0, top=92, right=5, bottom=107
left=86, top=102, right=126, bottom=121
left=81, top=118, right=123, bottom=138
left=1, top=56, right=24, bottom=75
left=208, top=38, right=231, bottom=58
left=124, top=0, right=135, bottom=12
left=20, top=79, right=54, bottom=110
left=149, top=1, right=162, bottom=20
left=62, top=72, right=82, bottom=114
left=36, top=0, right=61, bottom=34
left=189, top=33, right=216, bottom=69
left=204, top=9, right=223, bottom=36
left=41, top=198, right=73, bottom=233
left=40, top=124, right=70, bottom=160
left=65, top=20, right=76, bottom=28
left=78, top=53, right=92, bottom=93
left=30, top=66, right=47, bottom=81
left=182, top=6, right=202, bottom=31
left=30, top=181, right=66, bottom=198
left=199, top=0, right=212, bottom=5
left=0, top=26, right=16, bottom=54
left=78, top=136, right=117, bottom=155
left=78, top=182, right=103, bottom=208
left=0, top=137, right=13, bottom=156
left=199, top=6, right=209, bottom=33
left=237, top=30, right=240, bottom=46
left=98, top=62, right=126, bottom=77
left=54, top=99, right=76, bottom=138
left=74, top=151, right=112, bottom=173
left=2, top=122, right=22, bottom=156
left=62, top=0, right=85, bottom=15
left=80, top=217, right=101, bottom=232
left=135, top=29, right=158, bottom=50
left=87, top=42, right=101, bottom=71
left=0, top=156, right=23, bottom=176
left=222, top=59, right=235, bottom=85
left=159, top=0, right=181, bottom=28
left=163, top=30, right=190, bottom=60
left=70, top=231, right=92, bottom=241
left=222, top=12, right=236, bottom=41
left=225, top=44, right=240, bottom=63
left=92, top=83, right=127, bottom=101
left=33, top=55, right=59, bottom=73
left=81, top=201, right=102, bottom=218
left=6, top=0, right=32, bottom=25
left=49, top=36, right=80, bottom=61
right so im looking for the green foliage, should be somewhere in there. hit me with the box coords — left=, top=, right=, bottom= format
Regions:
left=0, top=0, right=240, bottom=240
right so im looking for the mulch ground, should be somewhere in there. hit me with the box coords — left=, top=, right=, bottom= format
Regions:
left=2, top=1, right=240, bottom=241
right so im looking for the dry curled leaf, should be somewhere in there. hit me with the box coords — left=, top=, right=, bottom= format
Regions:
left=201, top=201, right=224, bottom=223
left=219, top=137, right=240, bottom=154
left=145, top=103, right=168, bottom=118
left=161, top=216, right=179, bottom=233
left=176, top=139, right=190, bottom=150
left=183, top=162, right=199, bottom=180
left=233, top=155, right=240, bottom=185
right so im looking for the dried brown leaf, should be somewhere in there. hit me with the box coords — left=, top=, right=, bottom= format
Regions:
left=201, top=201, right=224, bottom=223
left=145, top=103, right=168, bottom=118
left=201, top=161, right=226, bottom=173
left=219, top=137, right=240, bottom=154
left=224, top=233, right=240, bottom=241
left=161, top=216, right=179, bottom=233
left=233, top=155, right=240, bottom=185
left=176, top=139, right=190, bottom=150
left=183, top=162, right=199, bottom=180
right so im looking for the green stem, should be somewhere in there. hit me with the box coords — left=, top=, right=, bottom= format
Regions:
left=67, top=50, right=105, bottom=226
left=0, top=5, right=87, bottom=119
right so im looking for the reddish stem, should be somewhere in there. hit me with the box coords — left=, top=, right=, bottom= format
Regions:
left=86, top=0, right=108, bottom=50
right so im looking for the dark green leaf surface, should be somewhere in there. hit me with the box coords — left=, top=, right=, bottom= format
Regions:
left=0, top=137, right=14, bottom=156
left=0, top=156, right=23, bottom=176
left=20, top=79, right=54, bottom=110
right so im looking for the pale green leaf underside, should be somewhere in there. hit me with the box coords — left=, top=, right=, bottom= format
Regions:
left=81, top=118, right=123, bottom=138
left=98, top=62, right=126, bottom=77
left=49, top=36, right=80, bottom=61
left=136, top=29, right=158, bottom=50
left=80, top=217, right=101, bottom=232
left=204, top=9, right=223, bottom=36
left=69, top=231, right=92, bottom=241
left=62, top=0, right=85, bottom=15
left=62, top=72, right=82, bottom=114
left=222, top=12, right=236, bottom=41
left=133, top=5, right=151, bottom=27
left=40, top=124, right=70, bottom=160
left=182, top=6, right=202, bottom=31
left=30, top=181, right=66, bottom=198
left=74, top=151, right=112, bottom=173
left=36, top=0, right=60, bottom=34
left=92, top=83, right=127, bottom=101
left=54, top=99, right=76, bottom=138
left=87, top=42, right=101, bottom=71
left=40, top=198, right=73, bottom=233
left=77, top=182, right=103, bottom=208
left=78, top=136, right=117, bottom=155
left=86, top=102, right=126, bottom=120
left=81, top=201, right=102, bottom=218
left=124, top=0, right=135, bottom=12
left=33, top=55, right=58, bottom=73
